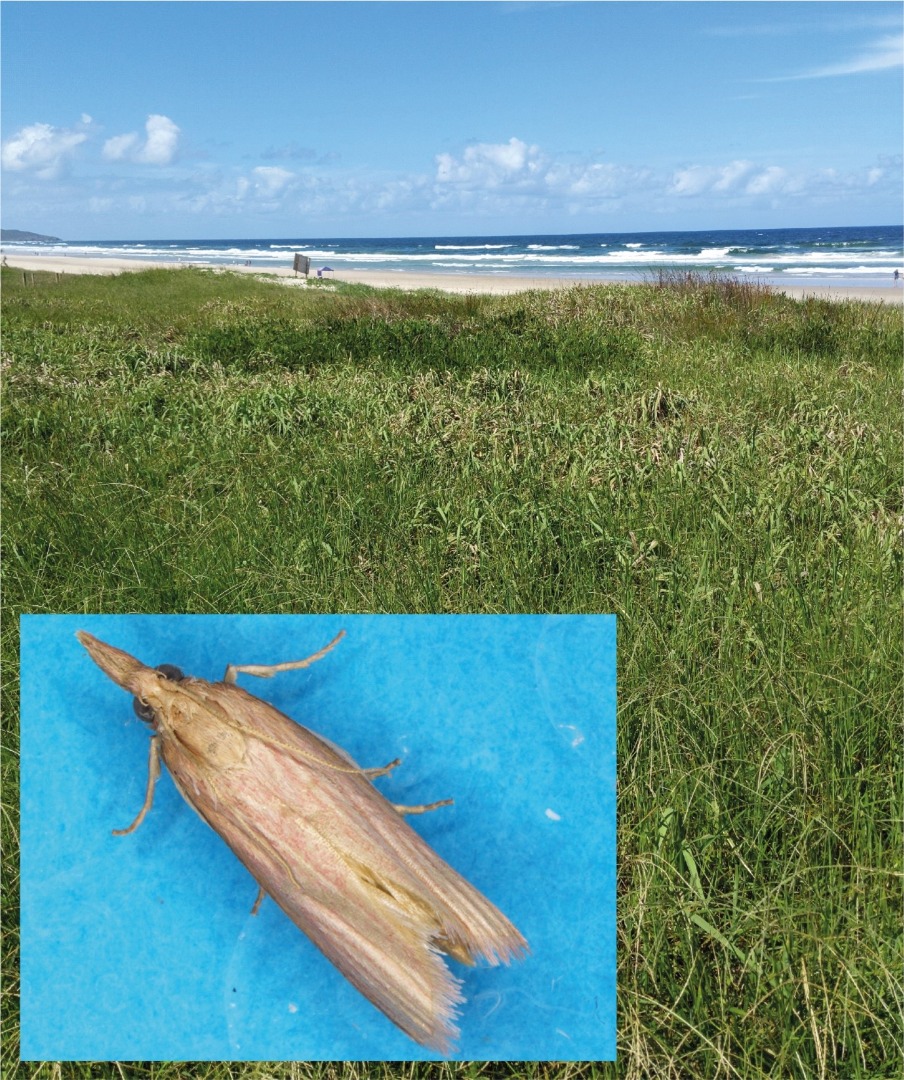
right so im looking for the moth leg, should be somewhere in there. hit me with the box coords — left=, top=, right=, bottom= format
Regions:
left=113, top=735, right=162, bottom=836
left=391, top=797, right=454, bottom=816
left=362, top=756, right=402, bottom=779
left=251, top=886, right=266, bottom=916
left=223, top=629, right=346, bottom=684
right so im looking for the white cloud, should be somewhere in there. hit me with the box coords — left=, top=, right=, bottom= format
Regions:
left=546, top=160, right=650, bottom=198
left=103, top=114, right=180, bottom=165
left=744, top=166, right=791, bottom=196
left=139, top=115, right=180, bottom=165
left=705, top=15, right=903, bottom=39
left=214, top=140, right=891, bottom=223
left=669, top=158, right=885, bottom=202
left=671, top=161, right=785, bottom=198
left=182, top=164, right=306, bottom=217
left=434, top=138, right=651, bottom=210
left=713, top=160, right=755, bottom=192
left=771, top=32, right=904, bottom=80
left=251, top=165, right=294, bottom=195
left=1, top=121, right=88, bottom=178
left=809, top=32, right=903, bottom=76
left=670, top=165, right=718, bottom=197
left=6, top=125, right=897, bottom=232
left=436, top=137, right=544, bottom=186
left=103, top=133, right=140, bottom=161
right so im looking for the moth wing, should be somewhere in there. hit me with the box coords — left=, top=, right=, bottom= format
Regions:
left=161, top=682, right=526, bottom=1052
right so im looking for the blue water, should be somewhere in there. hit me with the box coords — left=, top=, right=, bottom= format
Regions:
left=5, top=225, right=902, bottom=288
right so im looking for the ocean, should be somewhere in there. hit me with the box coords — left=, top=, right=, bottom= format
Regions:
left=5, top=224, right=902, bottom=288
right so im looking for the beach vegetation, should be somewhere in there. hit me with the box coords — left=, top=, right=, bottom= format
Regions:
left=2, top=267, right=901, bottom=1078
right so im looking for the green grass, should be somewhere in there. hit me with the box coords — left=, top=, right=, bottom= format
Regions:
left=3, top=267, right=901, bottom=1079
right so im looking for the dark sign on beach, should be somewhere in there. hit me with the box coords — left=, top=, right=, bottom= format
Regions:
left=293, top=253, right=310, bottom=276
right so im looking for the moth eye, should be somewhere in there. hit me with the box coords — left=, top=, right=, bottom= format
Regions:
left=156, top=664, right=184, bottom=681
left=133, top=697, right=156, bottom=723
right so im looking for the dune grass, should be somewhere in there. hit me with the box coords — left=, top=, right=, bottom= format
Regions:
left=2, top=267, right=901, bottom=1079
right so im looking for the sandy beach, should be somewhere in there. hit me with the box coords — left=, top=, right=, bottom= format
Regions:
left=4, top=252, right=902, bottom=304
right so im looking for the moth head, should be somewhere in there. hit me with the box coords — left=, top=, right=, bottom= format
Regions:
left=133, top=663, right=185, bottom=723
left=77, top=631, right=189, bottom=724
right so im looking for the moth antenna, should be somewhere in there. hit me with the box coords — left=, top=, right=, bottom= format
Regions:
left=361, top=757, right=402, bottom=779
left=392, top=798, right=453, bottom=816
left=233, top=724, right=400, bottom=778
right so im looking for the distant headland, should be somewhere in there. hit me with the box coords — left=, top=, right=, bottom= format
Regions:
left=1, top=229, right=62, bottom=242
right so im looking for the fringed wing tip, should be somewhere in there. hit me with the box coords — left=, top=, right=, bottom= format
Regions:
left=502, top=930, right=531, bottom=964
left=419, top=953, right=465, bottom=1054
left=419, top=927, right=527, bottom=1052
left=344, top=937, right=466, bottom=1054
left=388, top=923, right=527, bottom=1052
left=442, top=920, right=529, bottom=969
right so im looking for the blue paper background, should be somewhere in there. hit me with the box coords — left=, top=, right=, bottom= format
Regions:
left=20, top=614, right=616, bottom=1061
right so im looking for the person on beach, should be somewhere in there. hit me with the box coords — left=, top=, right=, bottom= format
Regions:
left=895, top=270, right=900, bottom=284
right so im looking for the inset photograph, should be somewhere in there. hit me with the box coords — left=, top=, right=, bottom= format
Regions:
left=20, top=614, right=616, bottom=1061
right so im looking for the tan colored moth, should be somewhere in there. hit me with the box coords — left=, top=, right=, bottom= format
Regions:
left=76, top=629, right=527, bottom=1053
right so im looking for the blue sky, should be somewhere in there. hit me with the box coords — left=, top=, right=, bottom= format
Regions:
left=2, top=1, right=901, bottom=239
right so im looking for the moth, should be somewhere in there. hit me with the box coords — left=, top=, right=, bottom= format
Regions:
left=76, top=629, right=527, bottom=1053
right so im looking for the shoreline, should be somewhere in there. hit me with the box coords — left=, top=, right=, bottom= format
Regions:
left=4, top=252, right=902, bottom=304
